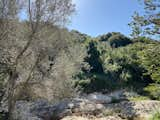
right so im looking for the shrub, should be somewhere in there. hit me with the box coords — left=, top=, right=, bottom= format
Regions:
left=150, top=111, right=160, bottom=120
left=75, top=73, right=119, bottom=93
left=144, top=84, right=160, bottom=100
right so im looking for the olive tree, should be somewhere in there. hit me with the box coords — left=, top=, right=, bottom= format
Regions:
left=0, top=0, right=77, bottom=119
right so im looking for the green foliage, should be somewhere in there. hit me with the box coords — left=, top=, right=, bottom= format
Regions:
left=133, top=36, right=157, bottom=44
left=139, top=44, right=160, bottom=83
left=85, top=41, right=104, bottom=73
left=150, top=111, right=160, bottom=120
left=144, top=84, right=160, bottom=100
left=102, top=45, right=149, bottom=91
left=97, top=32, right=132, bottom=48
left=128, top=96, right=150, bottom=101
left=129, top=0, right=160, bottom=37
left=98, top=32, right=119, bottom=42
left=1, top=25, right=159, bottom=101
left=98, top=33, right=112, bottom=42
left=75, top=73, right=118, bottom=93
left=75, top=32, right=160, bottom=94
left=129, top=12, right=146, bottom=38
left=108, top=34, right=132, bottom=48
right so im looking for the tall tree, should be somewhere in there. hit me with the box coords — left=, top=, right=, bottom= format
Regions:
left=85, top=41, right=104, bottom=73
left=0, top=0, right=75, bottom=119
left=129, top=0, right=160, bottom=38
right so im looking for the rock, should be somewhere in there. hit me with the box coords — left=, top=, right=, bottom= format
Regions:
left=13, top=92, right=160, bottom=120
left=13, top=101, right=41, bottom=120
left=87, top=93, right=112, bottom=104
left=13, top=98, right=105, bottom=120
left=72, top=98, right=105, bottom=114
left=108, top=90, right=126, bottom=100
left=13, top=99, right=73, bottom=120
left=84, top=90, right=127, bottom=104
left=61, top=116, right=89, bottom=120
left=61, top=115, right=124, bottom=120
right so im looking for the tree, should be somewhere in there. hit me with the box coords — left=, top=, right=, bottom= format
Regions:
left=101, top=44, right=151, bottom=91
left=0, top=0, right=76, bottom=119
left=129, top=0, right=160, bottom=38
left=129, top=12, right=145, bottom=38
left=108, top=33, right=132, bottom=48
left=98, top=33, right=112, bottom=42
left=85, top=41, right=104, bottom=73
left=139, top=44, right=160, bottom=84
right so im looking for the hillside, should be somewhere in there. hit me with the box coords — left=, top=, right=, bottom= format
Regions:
left=1, top=28, right=160, bottom=120
left=0, top=0, right=160, bottom=119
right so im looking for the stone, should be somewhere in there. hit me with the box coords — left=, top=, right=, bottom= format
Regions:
left=13, top=92, right=160, bottom=120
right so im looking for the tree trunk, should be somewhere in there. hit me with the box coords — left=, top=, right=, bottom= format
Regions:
left=8, top=71, right=17, bottom=120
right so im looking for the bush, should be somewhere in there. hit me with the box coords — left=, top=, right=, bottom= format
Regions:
left=150, top=111, right=160, bottom=120
left=144, top=84, right=160, bottom=100
left=75, top=73, right=119, bottom=93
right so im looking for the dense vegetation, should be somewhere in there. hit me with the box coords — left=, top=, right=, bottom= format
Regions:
left=74, top=32, right=160, bottom=100
left=1, top=30, right=159, bottom=101
left=0, top=0, right=160, bottom=119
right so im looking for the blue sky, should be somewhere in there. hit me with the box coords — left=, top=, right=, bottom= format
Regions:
left=69, top=0, right=144, bottom=37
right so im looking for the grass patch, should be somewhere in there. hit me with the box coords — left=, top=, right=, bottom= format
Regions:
left=128, top=96, right=150, bottom=101
left=150, top=110, right=160, bottom=120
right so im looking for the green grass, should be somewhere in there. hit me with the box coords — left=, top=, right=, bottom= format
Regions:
left=150, top=111, right=160, bottom=120
left=144, top=84, right=160, bottom=101
left=128, top=96, right=150, bottom=101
